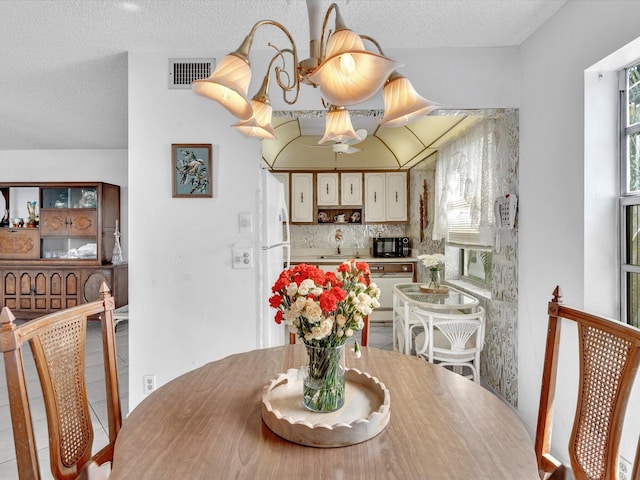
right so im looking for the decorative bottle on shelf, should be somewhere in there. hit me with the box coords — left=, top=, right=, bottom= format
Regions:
left=112, top=220, right=124, bottom=264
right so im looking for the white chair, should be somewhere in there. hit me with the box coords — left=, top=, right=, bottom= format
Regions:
left=413, top=306, right=485, bottom=383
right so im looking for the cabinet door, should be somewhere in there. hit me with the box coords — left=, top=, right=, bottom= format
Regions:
left=0, top=269, right=67, bottom=312
left=364, top=173, right=386, bottom=222
left=69, top=210, right=98, bottom=236
left=316, top=173, right=339, bottom=206
left=341, top=173, right=362, bottom=205
left=40, top=210, right=69, bottom=236
left=386, top=172, right=408, bottom=221
left=290, top=173, right=314, bottom=223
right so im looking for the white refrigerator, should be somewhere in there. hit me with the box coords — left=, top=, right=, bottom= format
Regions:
left=258, top=170, right=290, bottom=348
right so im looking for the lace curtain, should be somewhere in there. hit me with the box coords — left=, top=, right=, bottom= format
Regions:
left=433, top=118, right=498, bottom=246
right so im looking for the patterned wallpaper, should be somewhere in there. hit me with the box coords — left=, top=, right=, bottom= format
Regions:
left=409, top=111, right=520, bottom=406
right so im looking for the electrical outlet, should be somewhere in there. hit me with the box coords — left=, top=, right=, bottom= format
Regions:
left=143, top=375, right=156, bottom=395
left=232, top=248, right=253, bottom=269
left=619, top=456, right=632, bottom=480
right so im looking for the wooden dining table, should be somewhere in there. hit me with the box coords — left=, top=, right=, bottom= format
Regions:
left=109, top=345, right=539, bottom=479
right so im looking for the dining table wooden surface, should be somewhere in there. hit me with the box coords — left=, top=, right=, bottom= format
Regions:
left=109, top=345, right=539, bottom=479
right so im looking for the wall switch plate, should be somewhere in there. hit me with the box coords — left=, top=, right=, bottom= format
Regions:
left=143, top=375, right=156, bottom=395
left=239, top=213, right=253, bottom=233
left=232, top=248, right=253, bottom=269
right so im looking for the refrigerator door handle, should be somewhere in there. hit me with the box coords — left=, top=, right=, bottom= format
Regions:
left=283, top=243, right=291, bottom=269
left=281, top=206, right=290, bottom=245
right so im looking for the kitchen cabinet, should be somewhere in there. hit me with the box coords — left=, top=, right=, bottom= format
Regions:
left=364, top=173, right=386, bottom=222
left=386, top=172, right=408, bottom=221
left=340, top=173, right=362, bottom=205
left=290, top=173, right=314, bottom=223
left=364, top=172, right=408, bottom=223
left=0, top=182, right=127, bottom=319
left=316, top=173, right=339, bottom=206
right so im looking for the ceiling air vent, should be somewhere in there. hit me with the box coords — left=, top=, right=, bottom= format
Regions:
left=168, top=58, right=215, bottom=89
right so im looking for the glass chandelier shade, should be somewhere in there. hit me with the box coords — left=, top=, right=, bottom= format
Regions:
left=192, top=54, right=253, bottom=120
left=318, top=106, right=362, bottom=144
left=232, top=74, right=276, bottom=139
left=232, top=99, right=276, bottom=140
left=379, top=73, right=439, bottom=127
left=309, top=28, right=400, bottom=106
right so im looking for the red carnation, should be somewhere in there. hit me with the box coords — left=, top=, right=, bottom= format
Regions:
left=269, top=294, right=283, bottom=308
left=319, top=292, right=339, bottom=312
left=274, top=310, right=283, bottom=324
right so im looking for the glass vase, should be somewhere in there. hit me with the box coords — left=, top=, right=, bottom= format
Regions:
left=302, top=343, right=346, bottom=412
left=428, top=268, right=441, bottom=289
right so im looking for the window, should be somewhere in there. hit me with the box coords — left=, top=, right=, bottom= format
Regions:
left=620, top=61, right=640, bottom=328
left=461, top=248, right=493, bottom=286
left=433, top=119, right=497, bottom=247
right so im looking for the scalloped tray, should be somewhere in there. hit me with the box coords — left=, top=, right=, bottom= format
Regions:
left=261, top=368, right=390, bottom=448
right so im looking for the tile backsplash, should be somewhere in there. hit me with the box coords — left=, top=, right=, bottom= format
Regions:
left=290, top=224, right=406, bottom=253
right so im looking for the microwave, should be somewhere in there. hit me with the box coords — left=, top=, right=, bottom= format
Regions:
left=372, top=237, right=410, bottom=258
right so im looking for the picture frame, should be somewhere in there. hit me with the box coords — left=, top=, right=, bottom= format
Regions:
left=171, top=143, right=213, bottom=198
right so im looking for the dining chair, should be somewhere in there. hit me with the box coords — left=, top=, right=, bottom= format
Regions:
left=412, top=306, right=486, bottom=383
left=0, top=282, right=122, bottom=480
left=535, top=286, right=640, bottom=480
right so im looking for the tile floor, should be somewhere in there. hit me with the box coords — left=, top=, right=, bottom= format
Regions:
left=0, top=321, right=392, bottom=479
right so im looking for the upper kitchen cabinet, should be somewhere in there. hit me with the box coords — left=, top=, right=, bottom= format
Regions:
left=316, top=173, right=339, bottom=206
left=364, top=172, right=408, bottom=223
left=290, top=173, right=314, bottom=223
left=386, top=172, right=408, bottom=222
left=340, top=173, right=362, bottom=205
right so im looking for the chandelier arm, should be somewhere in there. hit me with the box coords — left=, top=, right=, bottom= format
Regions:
left=268, top=46, right=301, bottom=105
left=360, top=34, right=385, bottom=56
left=318, top=3, right=339, bottom=62
left=240, top=20, right=301, bottom=99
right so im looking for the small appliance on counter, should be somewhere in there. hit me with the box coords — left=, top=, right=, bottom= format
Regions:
left=372, top=237, right=410, bottom=258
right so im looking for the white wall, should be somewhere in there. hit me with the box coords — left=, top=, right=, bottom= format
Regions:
left=127, top=51, right=263, bottom=408
left=519, top=0, right=640, bottom=465
left=0, top=149, right=128, bottom=256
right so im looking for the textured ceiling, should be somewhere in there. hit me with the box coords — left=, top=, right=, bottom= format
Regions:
left=0, top=0, right=567, bottom=150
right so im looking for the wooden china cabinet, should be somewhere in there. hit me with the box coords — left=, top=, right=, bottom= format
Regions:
left=0, top=182, right=128, bottom=320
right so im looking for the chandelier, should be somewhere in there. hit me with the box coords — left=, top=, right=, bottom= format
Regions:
left=192, top=0, right=438, bottom=142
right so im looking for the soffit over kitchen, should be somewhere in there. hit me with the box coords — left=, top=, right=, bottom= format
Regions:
left=262, top=110, right=486, bottom=171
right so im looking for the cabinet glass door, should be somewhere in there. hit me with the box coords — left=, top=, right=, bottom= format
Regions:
left=40, top=187, right=98, bottom=260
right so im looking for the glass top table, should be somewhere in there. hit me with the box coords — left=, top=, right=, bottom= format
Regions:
left=392, top=283, right=480, bottom=354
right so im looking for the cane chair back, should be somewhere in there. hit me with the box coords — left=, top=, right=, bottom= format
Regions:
left=535, top=286, right=640, bottom=480
left=413, top=306, right=485, bottom=383
left=0, top=282, right=121, bottom=480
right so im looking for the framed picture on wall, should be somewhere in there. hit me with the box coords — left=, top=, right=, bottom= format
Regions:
left=171, top=143, right=213, bottom=198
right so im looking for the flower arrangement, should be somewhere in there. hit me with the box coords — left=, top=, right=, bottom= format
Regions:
left=269, top=260, right=381, bottom=412
left=269, top=260, right=381, bottom=350
left=418, top=253, right=446, bottom=289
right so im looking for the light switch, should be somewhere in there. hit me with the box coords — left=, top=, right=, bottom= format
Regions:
left=239, top=213, right=253, bottom=233
left=232, top=248, right=253, bottom=269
